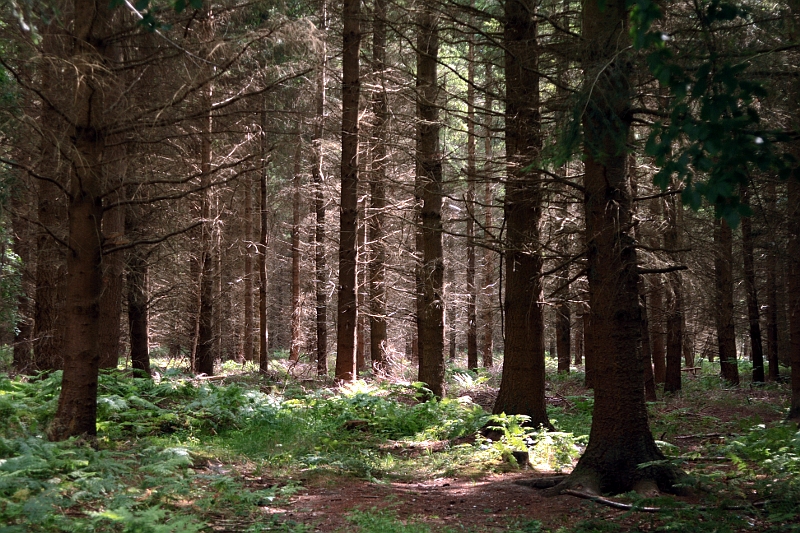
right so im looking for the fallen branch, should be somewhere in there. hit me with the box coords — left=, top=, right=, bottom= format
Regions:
left=674, top=433, right=723, bottom=440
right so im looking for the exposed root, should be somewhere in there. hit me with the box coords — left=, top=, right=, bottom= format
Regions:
left=514, top=475, right=568, bottom=489
left=562, top=489, right=769, bottom=513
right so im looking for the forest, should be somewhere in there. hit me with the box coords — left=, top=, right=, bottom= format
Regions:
left=0, top=0, right=799, bottom=531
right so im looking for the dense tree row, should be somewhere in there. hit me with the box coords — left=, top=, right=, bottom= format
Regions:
left=0, top=0, right=798, bottom=495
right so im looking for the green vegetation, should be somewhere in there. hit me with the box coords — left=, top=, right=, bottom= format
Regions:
left=0, top=359, right=798, bottom=532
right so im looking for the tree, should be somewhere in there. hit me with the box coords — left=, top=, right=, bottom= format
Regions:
left=714, top=218, right=739, bottom=385
left=551, top=0, right=683, bottom=495
left=492, top=0, right=550, bottom=429
left=416, top=3, right=445, bottom=398
left=336, top=0, right=361, bottom=382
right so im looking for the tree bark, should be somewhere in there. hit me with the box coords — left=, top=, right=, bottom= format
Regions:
left=788, top=174, right=800, bottom=419
left=552, top=0, right=683, bottom=495
left=49, top=0, right=113, bottom=440
left=416, top=5, right=445, bottom=398
left=480, top=64, right=495, bottom=369
left=556, top=301, right=571, bottom=374
left=664, top=193, right=683, bottom=393
left=336, top=0, right=361, bottom=382
left=465, top=17, right=478, bottom=371
left=290, top=137, right=303, bottom=363
left=98, top=186, right=125, bottom=369
left=127, top=247, right=150, bottom=377
left=740, top=186, right=765, bottom=383
left=259, top=105, right=270, bottom=373
left=765, top=180, right=780, bottom=380
left=243, top=157, right=255, bottom=363
left=492, top=0, right=549, bottom=428
left=649, top=277, right=666, bottom=384
left=368, top=0, right=388, bottom=372
left=313, top=3, right=328, bottom=376
left=715, top=218, right=739, bottom=385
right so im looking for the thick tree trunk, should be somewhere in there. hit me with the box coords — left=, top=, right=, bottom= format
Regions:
left=313, top=6, right=328, bottom=376
left=368, top=0, right=388, bottom=371
left=290, top=138, right=303, bottom=363
left=49, top=0, right=112, bottom=440
left=741, top=187, right=765, bottom=383
left=715, top=219, right=739, bottom=385
left=556, top=301, right=571, bottom=374
left=552, top=0, right=683, bottom=495
left=492, top=0, right=549, bottom=428
left=336, top=0, right=361, bottom=382
left=416, top=5, right=445, bottom=398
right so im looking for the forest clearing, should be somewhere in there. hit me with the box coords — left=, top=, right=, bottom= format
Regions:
left=0, top=356, right=797, bottom=532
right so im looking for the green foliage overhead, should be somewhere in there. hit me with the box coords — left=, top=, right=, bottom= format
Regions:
left=630, top=0, right=796, bottom=227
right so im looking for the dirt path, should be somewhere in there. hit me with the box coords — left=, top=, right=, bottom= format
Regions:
left=265, top=472, right=601, bottom=531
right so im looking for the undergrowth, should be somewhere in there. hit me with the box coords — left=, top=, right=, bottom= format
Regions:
left=0, top=357, right=797, bottom=532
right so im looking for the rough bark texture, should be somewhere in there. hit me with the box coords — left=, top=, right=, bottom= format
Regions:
left=740, top=187, right=765, bottom=383
left=416, top=5, right=445, bottom=398
left=715, top=219, right=739, bottom=385
left=368, top=0, right=388, bottom=371
left=49, top=0, right=112, bottom=440
left=551, top=0, right=682, bottom=495
left=492, top=0, right=549, bottom=428
left=336, top=0, right=361, bottom=382
left=639, top=284, right=658, bottom=402
left=313, top=6, right=328, bottom=375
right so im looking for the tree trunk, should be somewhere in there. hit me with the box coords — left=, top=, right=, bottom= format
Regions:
left=649, top=277, right=666, bottom=384
left=640, top=284, right=658, bottom=402
left=243, top=157, right=255, bottom=363
left=574, top=312, right=583, bottom=366
left=765, top=180, right=780, bottom=381
left=465, top=19, right=478, bottom=371
left=715, top=218, right=739, bottom=385
left=313, top=4, right=328, bottom=376
left=480, top=64, right=495, bottom=369
left=788, top=174, right=800, bottom=419
left=416, top=5, right=445, bottom=398
left=336, top=0, right=361, bottom=382
left=49, top=0, right=112, bottom=440
left=552, top=0, right=683, bottom=495
left=290, top=137, right=303, bottom=363
left=98, top=187, right=125, bottom=369
left=664, top=193, right=683, bottom=392
left=127, top=247, right=150, bottom=377
left=259, top=105, right=270, bottom=373
left=556, top=301, right=571, bottom=374
left=492, top=0, right=549, bottom=428
left=368, top=0, right=388, bottom=372
left=11, top=172, right=34, bottom=371
left=741, top=186, right=765, bottom=383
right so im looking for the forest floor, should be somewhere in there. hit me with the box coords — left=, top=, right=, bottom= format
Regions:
left=1, top=357, right=797, bottom=533
left=209, top=367, right=790, bottom=532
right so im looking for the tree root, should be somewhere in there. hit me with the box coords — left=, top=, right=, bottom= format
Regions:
left=513, top=475, right=568, bottom=489
left=561, top=489, right=768, bottom=513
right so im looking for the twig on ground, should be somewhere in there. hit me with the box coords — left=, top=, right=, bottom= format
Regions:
left=562, top=489, right=767, bottom=513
